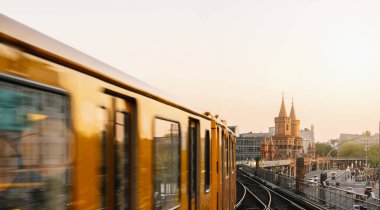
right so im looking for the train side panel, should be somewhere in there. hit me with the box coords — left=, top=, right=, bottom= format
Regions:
left=0, top=21, right=236, bottom=210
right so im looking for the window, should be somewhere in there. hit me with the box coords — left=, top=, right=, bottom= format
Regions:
left=232, top=144, right=234, bottom=170
left=189, top=120, right=199, bottom=198
left=154, top=118, right=180, bottom=210
left=205, top=130, right=211, bottom=192
left=114, top=111, right=130, bottom=209
left=226, top=136, right=229, bottom=175
left=97, top=107, right=107, bottom=209
left=0, top=78, right=71, bottom=209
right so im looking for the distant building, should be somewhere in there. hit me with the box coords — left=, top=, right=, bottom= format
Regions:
left=268, top=126, right=275, bottom=136
left=269, top=96, right=303, bottom=158
left=261, top=96, right=315, bottom=159
left=300, top=125, right=315, bottom=154
left=236, top=133, right=265, bottom=161
left=239, top=132, right=271, bottom=138
left=331, top=133, right=379, bottom=149
left=238, top=97, right=316, bottom=161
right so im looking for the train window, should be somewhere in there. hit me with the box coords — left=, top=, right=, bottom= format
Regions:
left=228, top=140, right=230, bottom=173
left=220, top=130, right=224, bottom=175
left=204, top=129, right=210, bottom=193
left=226, top=136, right=229, bottom=175
left=232, top=141, right=235, bottom=171
left=189, top=119, right=199, bottom=199
left=97, top=107, right=108, bottom=209
left=230, top=139, right=232, bottom=170
left=114, top=111, right=131, bottom=210
left=230, top=140, right=233, bottom=171
left=154, top=118, right=180, bottom=210
left=0, top=79, right=72, bottom=209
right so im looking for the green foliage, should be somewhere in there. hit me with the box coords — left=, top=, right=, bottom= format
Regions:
left=362, top=130, right=371, bottom=136
left=368, top=144, right=379, bottom=166
left=338, top=142, right=365, bottom=157
left=316, top=143, right=337, bottom=157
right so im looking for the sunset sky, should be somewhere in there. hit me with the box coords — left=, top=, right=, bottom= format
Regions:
left=2, top=0, right=380, bottom=141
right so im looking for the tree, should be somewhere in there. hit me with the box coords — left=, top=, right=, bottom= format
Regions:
left=362, top=130, right=371, bottom=136
left=368, top=144, right=379, bottom=166
left=338, top=142, right=365, bottom=157
left=316, top=143, right=337, bottom=157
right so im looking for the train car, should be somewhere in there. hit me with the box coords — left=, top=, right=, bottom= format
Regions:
left=210, top=120, right=236, bottom=210
left=0, top=14, right=236, bottom=210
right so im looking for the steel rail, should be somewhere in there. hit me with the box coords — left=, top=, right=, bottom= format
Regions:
left=237, top=173, right=271, bottom=210
left=239, top=169, right=324, bottom=210
left=239, top=172, right=301, bottom=209
left=235, top=179, right=247, bottom=208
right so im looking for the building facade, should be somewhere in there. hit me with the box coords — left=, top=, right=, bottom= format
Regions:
left=261, top=96, right=315, bottom=160
left=237, top=96, right=316, bottom=162
left=329, top=133, right=380, bottom=149
left=236, top=133, right=267, bottom=161
left=300, top=125, right=315, bottom=154
left=260, top=136, right=275, bottom=160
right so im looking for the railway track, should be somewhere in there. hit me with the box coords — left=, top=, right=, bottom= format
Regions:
left=237, top=171, right=305, bottom=210
left=236, top=176, right=268, bottom=210
left=236, top=178, right=246, bottom=207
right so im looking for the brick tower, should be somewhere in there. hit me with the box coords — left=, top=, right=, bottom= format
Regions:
left=272, top=94, right=304, bottom=159
left=289, top=99, right=303, bottom=155
left=268, top=137, right=275, bottom=160
left=260, top=136, right=268, bottom=160
left=272, top=95, right=294, bottom=158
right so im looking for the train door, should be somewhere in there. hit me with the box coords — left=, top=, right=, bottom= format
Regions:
left=230, top=136, right=236, bottom=210
left=220, top=128, right=225, bottom=210
left=214, top=125, right=222, bottom=210
left=100, top=90, right=135, bottom=210
left=189, top=119, right=199, bottom=210
left=224, top=134, right=230, bottom=210
left=228, top=136, right=234, bottom=210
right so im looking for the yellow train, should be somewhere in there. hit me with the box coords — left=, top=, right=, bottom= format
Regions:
left=0, top=14, right=236, bottom=210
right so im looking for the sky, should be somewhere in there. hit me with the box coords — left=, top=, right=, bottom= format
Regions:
left=2, top=0, right=380, bottom=141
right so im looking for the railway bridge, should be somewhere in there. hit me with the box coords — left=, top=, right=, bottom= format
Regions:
left=238, top=156, right=331, bottom=177
left=239, top=156, right=368, bottom=178
left=329, top=156, right=367, bottom=169
left=239, top=165, right=380, bottom=210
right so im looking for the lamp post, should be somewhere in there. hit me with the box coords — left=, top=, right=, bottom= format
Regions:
left=318, top=138, right=358, bottom=205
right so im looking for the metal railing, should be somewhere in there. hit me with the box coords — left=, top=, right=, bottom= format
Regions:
left=240, top=165, right=380, bottom=210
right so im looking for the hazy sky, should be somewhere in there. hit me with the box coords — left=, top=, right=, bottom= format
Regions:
left=2, top=0, right=380, bottom=141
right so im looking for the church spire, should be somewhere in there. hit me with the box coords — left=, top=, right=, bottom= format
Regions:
left=278, top=93, right=287, bottom=117
left=269, top=137, right=274, bottom=146
left=262, top=136, right=267, bottom=145
left=289, top=98, right=296, bottom=120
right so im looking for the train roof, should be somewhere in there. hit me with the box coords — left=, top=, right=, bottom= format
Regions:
left=0, top=14, right=214, bottom=120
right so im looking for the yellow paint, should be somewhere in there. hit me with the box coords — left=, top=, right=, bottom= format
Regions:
left=0, top=39, right=236, bottom=210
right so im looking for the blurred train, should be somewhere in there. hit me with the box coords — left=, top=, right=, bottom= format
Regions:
left=0, top=14, right=236, bottom=210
